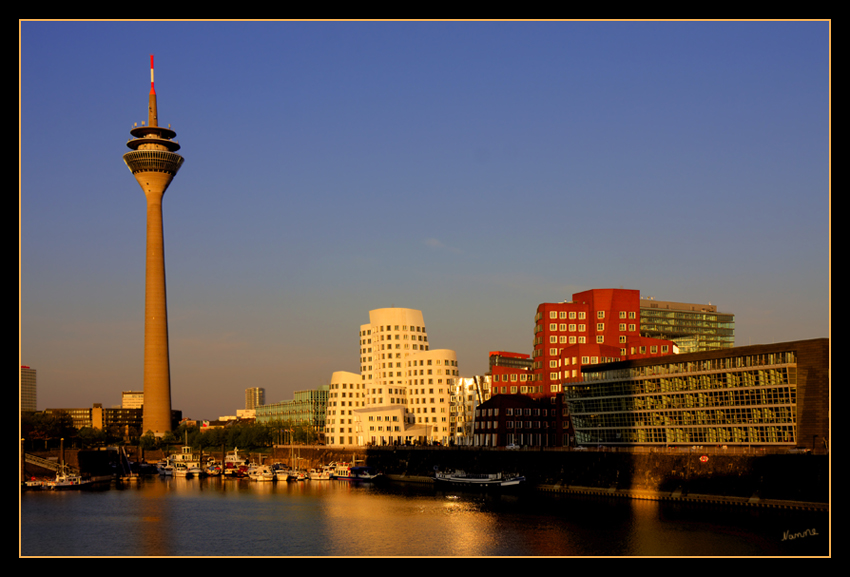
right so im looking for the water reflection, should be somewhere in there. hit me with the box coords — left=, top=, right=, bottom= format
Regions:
left=21, top=477, right=828, bottom=557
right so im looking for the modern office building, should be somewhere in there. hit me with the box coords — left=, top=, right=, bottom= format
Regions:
left=325, top=307, right=460, bottom=446
left=122, top=56, right=184, bottom=437
left=532, top=289, right=677, bottom=398
left=42, top=404, right=166, bottom=439
left=255, top=386, right=328, bottom=435
left=640, top=297, right=735, bottom=353
left=122, top=391, right=144, bottom=409
left=245, top=387, right=266, bottom=410
left=20, top=366, right=37, bottom=413
left=564, top=338, right=829, bottom=450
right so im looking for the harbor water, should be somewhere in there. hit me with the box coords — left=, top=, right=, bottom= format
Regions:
left=20, top=476, right=828, bottom=557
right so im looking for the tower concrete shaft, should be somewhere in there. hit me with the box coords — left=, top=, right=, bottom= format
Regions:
left=122, top=55, right=184, bottom=437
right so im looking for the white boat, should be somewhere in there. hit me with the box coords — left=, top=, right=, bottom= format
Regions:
left=44, top=468, right=92, bottom=490
left=223, top=448, right=249, bottom=477
left=170, top=445, right=204, bottom=477
left=308, top=467, right=331, bottom=480
left=156, top=460, right=174, bottom=476
left=330, top=461, right=351, bottom=480
left=433, top=470, right=525, bottom=488
left=248, top=464, right=275, bottom=482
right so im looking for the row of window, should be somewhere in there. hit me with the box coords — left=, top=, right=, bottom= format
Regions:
left=492, top=373, right=530, bottom=382
left=477, top=420, right=552, bottom=430
left=547, top=310, right=637, bottom=320
left=574, top=424, right=796, bottom=445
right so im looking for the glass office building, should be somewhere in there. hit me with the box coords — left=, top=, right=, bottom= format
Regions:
left=640, top=298, right=735, bottom=353
left=564, top=339, right=828, bottom=450
left=256, top=386, right=328, bottom=432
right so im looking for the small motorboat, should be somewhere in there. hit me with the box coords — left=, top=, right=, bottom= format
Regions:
left=348, top=466, right=383, bottom=482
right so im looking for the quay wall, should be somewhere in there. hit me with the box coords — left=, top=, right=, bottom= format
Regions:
left=26, top=446, right=829, bottom=508
left=363, top=447, right=829, bottom=507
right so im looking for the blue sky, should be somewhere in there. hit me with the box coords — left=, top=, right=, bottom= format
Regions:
left=20, top=21, right=830, bottom=420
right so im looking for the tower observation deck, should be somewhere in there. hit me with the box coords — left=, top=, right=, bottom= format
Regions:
left=123, top=55, right=184, bottom=437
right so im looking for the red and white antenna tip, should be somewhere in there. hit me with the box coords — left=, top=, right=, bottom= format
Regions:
left=150, top=54, right=155, bottom=94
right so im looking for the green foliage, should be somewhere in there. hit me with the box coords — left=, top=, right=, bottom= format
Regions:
left=156, top=420, right=319, bottom=453
left=21, top=411, right=78, bottom=442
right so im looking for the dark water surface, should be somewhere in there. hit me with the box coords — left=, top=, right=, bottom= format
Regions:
left=20, top=476, right=829, bottom=557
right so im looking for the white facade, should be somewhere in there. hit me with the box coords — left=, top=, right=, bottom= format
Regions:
left=325, top=370, right=365, bottom=446
left=324, top=308, right=460, bottom=447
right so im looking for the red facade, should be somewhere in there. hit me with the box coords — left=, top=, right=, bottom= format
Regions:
left=531, top=289, right=676, bottom=398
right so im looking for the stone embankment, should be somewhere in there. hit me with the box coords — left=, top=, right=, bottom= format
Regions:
left=363, top=446, right=829, bottom=511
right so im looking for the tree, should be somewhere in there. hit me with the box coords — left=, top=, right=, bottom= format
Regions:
left=139, top=431, right=160, bottom=451
left=77, top=427, right=107, bottom=448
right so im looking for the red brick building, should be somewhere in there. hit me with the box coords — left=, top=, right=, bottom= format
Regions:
left=488, top=351, right=534, bottom=396
left=531, top=289, right=676, bottom=398
left=473, top=393, right=568, bottom=447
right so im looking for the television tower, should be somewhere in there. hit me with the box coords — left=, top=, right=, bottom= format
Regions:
left=122, top=55, right=184, bottom=437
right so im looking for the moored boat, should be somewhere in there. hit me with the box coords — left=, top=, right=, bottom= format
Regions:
left=169, top=445, right=204, bottom=477
left=44, top=468, right=92, bottom=490
left=330, top=461, right=351, bottom=480
left=248, top=464, right=275, bottom=482
left=348, top=466, right=383, bottom=482
left=308, top=466, right=331, bottom=480
left=156, top=460, right=174, bottom=476
left=223, top=448, right=249, bottom=477
left=433, top=470, right=525, bottom=488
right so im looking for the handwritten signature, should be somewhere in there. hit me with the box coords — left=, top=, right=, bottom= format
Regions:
left=782, top=528, right=819, bottom=541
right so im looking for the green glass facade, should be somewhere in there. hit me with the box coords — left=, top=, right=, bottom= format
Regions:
left=640, top=301, right=735, bottom=353
left=256, top=386, right=329, bottom=431
left=564, top=340, right=828, bottom=448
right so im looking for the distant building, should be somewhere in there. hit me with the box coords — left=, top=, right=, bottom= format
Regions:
left=122, top=391, right=144, bottom=409
left=245, top=387, right=265, bottom=410
left=255, top=387, right=328, bottom=435
left=20, top=366, right=37, bottom=413
left=565, top=338, right=828, bottom=449
left=42, top=404, right=181, bottom=439
left=640, top=297, right=735, bottom=353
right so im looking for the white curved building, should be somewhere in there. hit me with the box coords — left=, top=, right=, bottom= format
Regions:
left=325, top=371, right=364, bottom=447
left=324, top=308, right=459, bottom=447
